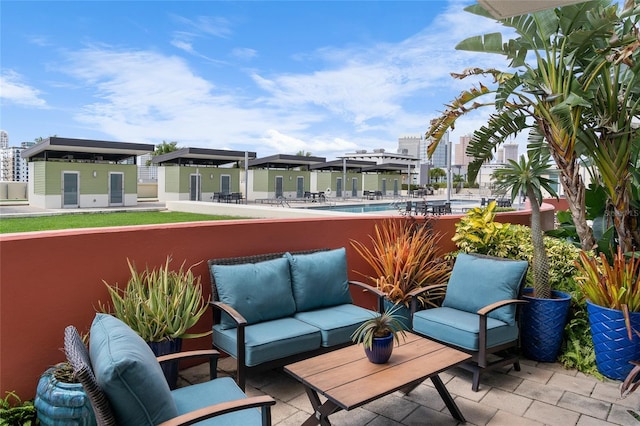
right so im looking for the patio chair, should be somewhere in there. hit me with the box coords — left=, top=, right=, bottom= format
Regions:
left=64, top=314, right=275, bottom=426
left=409, top=253, right=528, bottom=391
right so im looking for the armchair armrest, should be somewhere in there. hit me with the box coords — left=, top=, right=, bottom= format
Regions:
left=210, top=301, right=248, bottom=327
left=157, top=350, right=221, bottom=381
left=349, top=280, right=386, bottom=313
left=477, top=299, right=527, bottom=316
left=408, top=283, right=448, bottom=316
left=157, top=395, right=276, bottom=426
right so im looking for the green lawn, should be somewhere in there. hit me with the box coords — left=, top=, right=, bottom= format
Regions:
left=0, top=211, right=245, bottom=234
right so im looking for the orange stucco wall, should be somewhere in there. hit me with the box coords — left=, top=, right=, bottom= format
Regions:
left=0, top=204, right=552, bottom=398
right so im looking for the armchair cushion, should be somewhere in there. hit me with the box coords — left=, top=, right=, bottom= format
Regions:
left=285, top=248, right=352, bottom=312
left=89, top=313, right=178, bottom=426
left=413, top=307, right=519, bottom=351
left=212, top=257, right=296, bottom=329
left=442, top=253, right=527, bottom=325
left=171, top=377, right=263, bottom=426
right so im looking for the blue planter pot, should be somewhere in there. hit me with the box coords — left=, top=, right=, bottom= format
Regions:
left=35, top=367, right=96, bottom=426
left=148, top=338, right=182, bottom=389
left=587, top=301, right=640, bottom=380
left=365, top=334, right=394, bottom=364
left=521, top=289, right=572, bottom=362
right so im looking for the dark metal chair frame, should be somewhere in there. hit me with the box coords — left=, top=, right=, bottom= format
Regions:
left=408, top=253, right=528, bottom=391
left=64, top=326, right=275, bottom=426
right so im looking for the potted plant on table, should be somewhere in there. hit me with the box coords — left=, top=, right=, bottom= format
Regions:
left=350, top=218, right=451, bottom=328
left=351, top=304, right=408, bottom=364
left=99, top=256, right=210, bottom=389
left=575, top=247, right=640, bottom=380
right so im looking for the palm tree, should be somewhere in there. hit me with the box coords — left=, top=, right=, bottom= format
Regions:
left=493, top=154, right=559, bottom=298
left=425, top=1, right=640, bottom=251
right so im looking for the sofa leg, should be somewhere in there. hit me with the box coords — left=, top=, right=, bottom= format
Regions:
left=472, top=370, right=481, bottom=392
left=513, top=360, right=521, bottom=372
left=238, top=367, right=246, bottom=392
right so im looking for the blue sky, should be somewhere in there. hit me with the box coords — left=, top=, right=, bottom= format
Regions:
left=1, top=0, right=516, bottom=160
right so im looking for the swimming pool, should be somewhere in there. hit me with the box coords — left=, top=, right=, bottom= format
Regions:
left=302, top=199, right=480, bottom=214
left=306, top=203, right=398, bottom=214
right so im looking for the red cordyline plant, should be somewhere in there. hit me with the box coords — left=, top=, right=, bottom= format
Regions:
left=575, top=246, right=640, bottom=340
left=350, top=219, right=451, bottom=308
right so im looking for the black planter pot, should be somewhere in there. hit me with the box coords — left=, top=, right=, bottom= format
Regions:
left=521, top=288, right=572, bottom=362
left=148, top=338, right=182, bottom=389
left=364, top=334, right=394, bottom=364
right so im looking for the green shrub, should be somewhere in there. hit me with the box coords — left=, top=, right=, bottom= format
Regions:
left=0, top=391, right=38, bottom=426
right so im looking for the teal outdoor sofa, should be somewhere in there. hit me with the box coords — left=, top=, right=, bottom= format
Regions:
left=208, top=248, right=386, bottom=391
left=65, top=313, right=276, bottom=426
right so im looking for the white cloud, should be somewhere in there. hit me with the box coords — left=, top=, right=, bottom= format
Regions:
left=0, top=70, right=48, bottom=108
left=41, top=0, right=521, bottom=159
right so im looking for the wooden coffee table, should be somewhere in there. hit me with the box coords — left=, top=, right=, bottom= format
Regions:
left=284, top=332, right=471, bottom=425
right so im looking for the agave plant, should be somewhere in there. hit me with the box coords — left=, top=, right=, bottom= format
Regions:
left=351, top=304, right=408, bottom=350
left=350, top=219, right=451, bottom=307
left=99, top=256, right=210, bottom=342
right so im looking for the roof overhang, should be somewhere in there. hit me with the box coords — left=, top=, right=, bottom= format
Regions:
left=20, top=137, right=154, bottom=162
left=152, top=147, right=256, bottom=166
left=362, top=163, right=415, bottom=173
left=249, top=154, right=326, bottom=169
left=477, top=0, right=587, bottom=19
left=310, top=159, right=377, bottom=171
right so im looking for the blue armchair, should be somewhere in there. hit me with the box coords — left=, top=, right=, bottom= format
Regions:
left=410, top=253, right=528, bottom=391
left=64, top=314, right=275, bottom=426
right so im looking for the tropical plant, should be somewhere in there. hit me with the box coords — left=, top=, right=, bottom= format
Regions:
left=0, top=392, right=37, bottom=426
left=425, top=0, right=640, bottom=252
left=351, top=304, right=408, bottom=350
left=493, top=153, right=559, bottom=298
left=99, top=256, right=210, bottom=342
left=451, top=201, right=522, bottom=259
left=575, top=247, right=640, bottom=319
left=350, top=219, right=451, bottom=307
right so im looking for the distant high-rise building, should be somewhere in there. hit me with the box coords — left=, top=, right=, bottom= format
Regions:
left=1, top=146, right=29, bottom=182
left=503, top=143, right=519, bottom=162
left=0, top=130, right=8, bottom=149
left=496, top=148, right=505, bottom=163
left=398, top=135, right=421, bottom=159
left=455, top=134, right=475, bottom=167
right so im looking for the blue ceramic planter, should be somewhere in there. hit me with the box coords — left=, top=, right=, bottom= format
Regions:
left=148, top=338, right=182, bottom=389
left=587, top=301, right=640, bottom=380
left=35, top=368, right=96, bottom=426
left=521, top=289, right=572, bottom=362
left=365, top=334, right=394, bottom=364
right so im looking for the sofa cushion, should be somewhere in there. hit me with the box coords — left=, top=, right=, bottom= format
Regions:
left=213, top=317, right=321, bottom=367
left=89, top=313, right=178, bottom=426
left=285, top=248, right=352, bottom=312
left=212, top=257, right=296, bottom=329
left=171, top=377, right=262, bottom=426
left=442, top=253, right=528, bottom=325
left=413, top=307, right=518, bottom=351
left=294, top=304, right=376, bottom=347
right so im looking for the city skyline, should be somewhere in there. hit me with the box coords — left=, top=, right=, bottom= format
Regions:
left=1, top=1, right=527, bottom=161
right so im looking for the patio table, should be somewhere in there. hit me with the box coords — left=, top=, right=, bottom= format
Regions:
left=284, top=332, right=470, bottom=425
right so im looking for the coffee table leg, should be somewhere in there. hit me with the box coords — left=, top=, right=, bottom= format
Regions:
left=431, top=375, right=466, bottom=423
left=302, top=387, right=340, bottom=426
